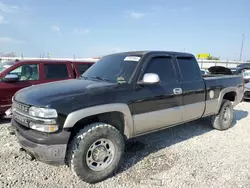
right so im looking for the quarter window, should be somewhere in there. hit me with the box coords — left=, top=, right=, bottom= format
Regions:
left=77, top=64, right=93, bottom=75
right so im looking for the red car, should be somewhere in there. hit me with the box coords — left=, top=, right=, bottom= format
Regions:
left=0, top=59, right=96, bottom=117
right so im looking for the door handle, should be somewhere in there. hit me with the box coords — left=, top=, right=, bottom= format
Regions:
left=173, top=88, right=182, bottom=95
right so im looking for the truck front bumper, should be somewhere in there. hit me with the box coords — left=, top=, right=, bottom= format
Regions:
left=12, top=119, right=70, bottom=165
left=15, top=130, right=67, bottom=165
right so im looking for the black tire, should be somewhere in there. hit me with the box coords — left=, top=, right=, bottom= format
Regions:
left=211, top=99, right=234, bottom=130
left=67, top=122, right=125, bottom=184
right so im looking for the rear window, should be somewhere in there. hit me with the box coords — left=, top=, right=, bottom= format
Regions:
left=77, top=63, right=93, bottom=75
left=44, top=64, right=69, bottom=79
left=177, top=57, right=202, bottom=82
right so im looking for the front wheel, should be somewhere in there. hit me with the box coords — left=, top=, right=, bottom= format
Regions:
left=67, top=122, right=125, bottom=184
left=211, top=99, right=234, bottom=130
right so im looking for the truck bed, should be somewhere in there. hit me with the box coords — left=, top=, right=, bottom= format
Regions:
left=204, top=74, right=244, bottom=104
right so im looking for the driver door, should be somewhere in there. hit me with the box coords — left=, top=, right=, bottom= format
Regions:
left=131, top=55, right=183, bottom=135
left=0, top=63, right=40, bottom=112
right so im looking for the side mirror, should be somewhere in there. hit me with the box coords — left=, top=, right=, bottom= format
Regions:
left=138, top=73, right=160, bottom=85
left=3, top=74, right=19, bottom=82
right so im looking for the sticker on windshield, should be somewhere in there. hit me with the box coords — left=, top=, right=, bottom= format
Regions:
left=124, top=56, right=141, bottom=62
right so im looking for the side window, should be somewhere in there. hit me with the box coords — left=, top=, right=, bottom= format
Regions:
left=143, top=57, right=178, bottom=83
left=177, top=57, right=202, bottom=82
left=44, top=64, right=69, bottom=79
left=77, top=64, right=92, bottom=75
left=9, top=64, right=39, bottom=81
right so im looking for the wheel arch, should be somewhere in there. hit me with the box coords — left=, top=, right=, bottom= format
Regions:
left=216, top=87, right=239, bottom=113
left=63, top=103, right=134, bottom=139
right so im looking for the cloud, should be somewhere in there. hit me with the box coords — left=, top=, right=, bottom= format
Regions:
left=73, top=28, right=90, bottom=35
left=0, top=37, right=25, bottom=44
left=0, top=15, right=7, bottom=24
left=127, top=11, right=146, bottom=19
left=150, top=5, right=163, bottom=11
left=171, top=6, right=191, bottom=12
left=183, top=6, right=191, bottom=11
left=51, top=25, right=62, bottom=35
left=0, top=2, right=19, bottom=13
left=51, top=25, right=60, bottom=32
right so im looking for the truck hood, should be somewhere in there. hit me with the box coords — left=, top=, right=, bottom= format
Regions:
left=14, top=79, right=117, bottom=107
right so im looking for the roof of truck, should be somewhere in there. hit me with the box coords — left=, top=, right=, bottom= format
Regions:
left=107, top=51, right=194, bottom=57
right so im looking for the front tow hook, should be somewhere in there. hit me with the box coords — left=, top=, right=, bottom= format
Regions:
left=19, top=147, right=35, bottom=161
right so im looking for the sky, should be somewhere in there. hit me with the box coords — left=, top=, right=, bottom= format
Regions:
left=0, top=0, right=249, bottom=60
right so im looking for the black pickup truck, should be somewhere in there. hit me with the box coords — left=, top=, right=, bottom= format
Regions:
left=11, top=51, right=244, bottom=183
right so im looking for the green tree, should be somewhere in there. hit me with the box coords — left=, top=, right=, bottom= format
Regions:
left=206, top=55, right=220, bottom=60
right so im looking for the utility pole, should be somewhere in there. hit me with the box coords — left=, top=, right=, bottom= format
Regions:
left=239, top=34, right=245, bottom=61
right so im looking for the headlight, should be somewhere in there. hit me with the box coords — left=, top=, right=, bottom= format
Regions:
left=29, top=122, right=59, bottom=133
left=29, top=107, right=58, bottom=118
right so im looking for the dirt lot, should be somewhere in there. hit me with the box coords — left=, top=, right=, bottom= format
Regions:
left=0, top=102, right=250, bottom=188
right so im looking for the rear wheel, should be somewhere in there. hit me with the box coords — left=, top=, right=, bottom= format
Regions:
left=211, top=99, right=234, bottom=130
left=67, top=122, right=125, bottom=184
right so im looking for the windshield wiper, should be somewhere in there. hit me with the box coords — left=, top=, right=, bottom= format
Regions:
left=79, top=75, right=111, bottom=82
left=89, top=76, right=110, bottom=82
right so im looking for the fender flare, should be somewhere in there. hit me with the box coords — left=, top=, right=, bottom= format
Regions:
left=63, top=103, right=134, bottom=139
left=216, top=87, right=239, bottom=113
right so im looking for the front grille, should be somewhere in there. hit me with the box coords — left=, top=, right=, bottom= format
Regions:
left=12, top=111, right=29, bottom=127
left=12, top=101, right=30, bottom=114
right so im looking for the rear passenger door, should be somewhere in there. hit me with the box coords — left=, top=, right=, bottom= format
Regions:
left=42, top=62, right=73, bottom=83
left=132, top=55, right=183, bottom=134
left=176, top=56, right=206, bottom=121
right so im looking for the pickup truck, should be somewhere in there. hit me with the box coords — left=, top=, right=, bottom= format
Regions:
left=0, top=59, right=96, bottom=117
left=11, top=51, right=244, bottom=184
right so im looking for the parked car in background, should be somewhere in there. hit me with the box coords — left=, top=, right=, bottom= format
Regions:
left=208, top=66, right=233, bottom=75
left=230, top=67, right=242, bottom=75
left=237, top=63, right=250, bottom=70
left=200, top=69, right=209, bottom=75
left=0, top=59, right=96, bottom=117
left=243, top=70, right=250, bottom=100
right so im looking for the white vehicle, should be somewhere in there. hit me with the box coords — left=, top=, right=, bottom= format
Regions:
left=243, top=70, right=250, bottom=100
left=200, top=69, right=209, bottom=75
left=243, top=70, right=250, bottom=79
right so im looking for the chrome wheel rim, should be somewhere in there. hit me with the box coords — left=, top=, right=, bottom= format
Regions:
left=86, top=138, right=115, bottom=171
left=222, top=106, right=231, bottom=124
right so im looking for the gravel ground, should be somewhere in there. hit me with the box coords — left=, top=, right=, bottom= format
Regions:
left=0, top=102, right=250, bottom=188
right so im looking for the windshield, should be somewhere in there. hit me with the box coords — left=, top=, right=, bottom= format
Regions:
left=0, top=61, right=16, bottom=74
left=82, top=54, right=142, bottom=83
